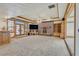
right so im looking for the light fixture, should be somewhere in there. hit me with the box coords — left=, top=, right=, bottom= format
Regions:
left=48, top=4, right=55, bottom=9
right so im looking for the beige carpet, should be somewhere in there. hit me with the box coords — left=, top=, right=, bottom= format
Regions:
left=0, top=35, right=69, bottom=56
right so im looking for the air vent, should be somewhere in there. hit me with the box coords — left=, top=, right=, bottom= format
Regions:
left=48, top=4, right=55, bottom=9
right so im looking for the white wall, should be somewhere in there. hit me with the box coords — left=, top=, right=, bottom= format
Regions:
left=0, top=14, right=7, bottom=30
left=67, top=17, right=74, bottom=37
left=76, top=4, right=79, bottom=56
left=65, top=9, right=74, bottom=55
left=0, top=18, right=7, bottom=31
left=65, top=18, right=74, bottom=55
left=0, top=4, right=8, bottom=31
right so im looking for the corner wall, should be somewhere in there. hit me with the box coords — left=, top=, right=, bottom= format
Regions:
left=75, top=3, right=79, bottom=56
left=0, top=18, right=7, bottom=31
left=64, top=3, right=75, bottom=55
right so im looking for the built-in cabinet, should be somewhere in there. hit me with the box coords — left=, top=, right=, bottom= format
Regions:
left=38, top=21, right=53, bottom=36
left=0, top=31, right=10, bottom=45
left=53, top=23, right=61, bottom=37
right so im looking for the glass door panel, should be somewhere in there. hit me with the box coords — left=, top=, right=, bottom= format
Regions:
left=21, top=25, right=25, bottom=34
left=16, top=25, right=20, bottom=35
left=8, top=20, right=15, bottom=37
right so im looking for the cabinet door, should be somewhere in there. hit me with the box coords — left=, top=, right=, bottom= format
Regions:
left=58, top=23, right=61, bottom=33
left=2, top=32, right=10, bottom=43
left=0, top=33, right=3, bottom=45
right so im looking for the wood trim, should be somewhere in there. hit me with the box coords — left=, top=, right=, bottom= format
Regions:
left=42, top=20, right=62, bottom=23
left=64, top=3, right=75, bottom=39
left=64, top=3, right=70, bottom=18
left=16, top=16, right=37, bottom=23
left=14, top=17, right=31, bottom=23
left=64, top=3, right=75, bottom=56
left=64, top=4, right=74, bottom=18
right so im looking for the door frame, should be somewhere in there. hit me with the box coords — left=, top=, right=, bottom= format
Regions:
left=15, top=24, right=25, bottom=36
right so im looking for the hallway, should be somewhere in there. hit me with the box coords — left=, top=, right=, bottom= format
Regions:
left=0, top=35, right=69, bottom=56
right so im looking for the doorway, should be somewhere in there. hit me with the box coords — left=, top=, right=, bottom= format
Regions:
left=16, top=24, right=25, bottom=36
left=7, top=19, right=15, bottom=37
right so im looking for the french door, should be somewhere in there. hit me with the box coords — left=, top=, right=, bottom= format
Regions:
left=21, top=24, right=25, bottom=35
left=8, top=20, right=15, bottom=37
left=16, top=24, right=25, bottom=35
left=16, top=24, right=20, bottom=35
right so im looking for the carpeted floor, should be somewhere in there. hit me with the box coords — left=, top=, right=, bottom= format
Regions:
left=0, top=35, right=69, bottom=56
